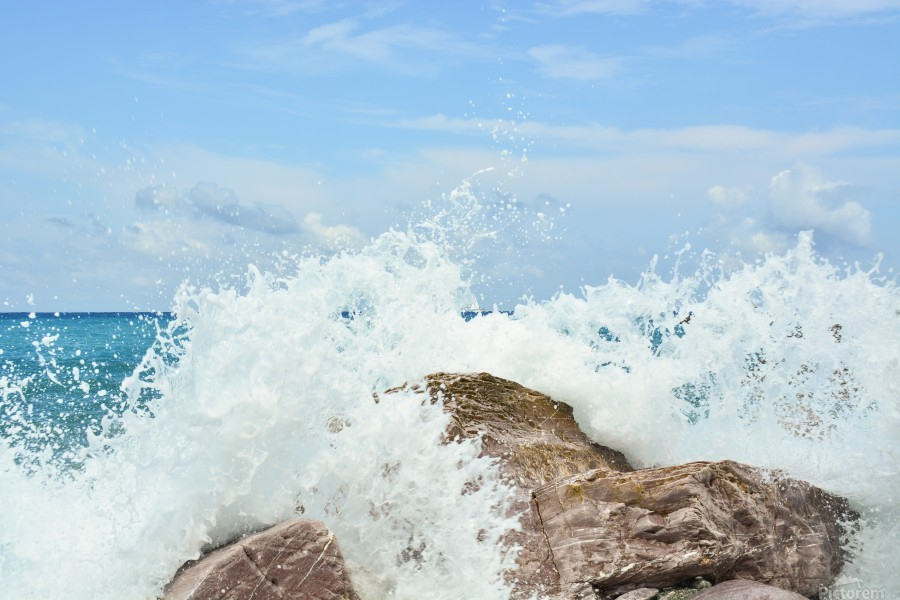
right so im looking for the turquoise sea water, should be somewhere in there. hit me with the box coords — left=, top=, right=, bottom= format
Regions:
left=0, top=313, right=169, bottom=467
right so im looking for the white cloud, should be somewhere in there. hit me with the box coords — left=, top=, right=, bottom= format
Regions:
left=303, top=19, right=360, bottom=47
left=768, top=164, right=871, bottom=246
left=534, top=0, right=648, bottom=16
left=528, top=45, right=622, bottom=80
left=708, top=185, right=751, bottom=208
left=729, top=0, right=900, bottom=19
left=135, top=185, right=182, bottom=212
left=393, top=115, right=900, bottom=158
left=243, top=20, right=489, bottom=75
left=122, top=219, right=214, bottom=259
left=746, top=228, right=791, bottom=254
left=226, top=0, right=329, bottom=16
left=302, top=212, right=366, bottom=249
left=188, top=182, right=299, bottom=234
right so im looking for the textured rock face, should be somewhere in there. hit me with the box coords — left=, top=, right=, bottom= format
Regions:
left=422, top=373, right=855, bottom=599
left=422, top=372, right=632, bottom=597
left=692, top=579, right=809, bottom=600
left=424, top=372, right=633, bottom=487
left=164, top=519, right=359, bottom=600
left=533, top=460, right=854, bottom=598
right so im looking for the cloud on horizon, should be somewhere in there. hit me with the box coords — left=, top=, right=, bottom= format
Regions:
left=188, top=182, right=300, bottom=234
left=768, top=165, right=871, bottom=247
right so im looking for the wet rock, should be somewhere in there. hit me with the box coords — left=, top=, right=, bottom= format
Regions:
left=164, top=519, right=359, bottom=600
left=418, top=372, right=633, bottom=598
left=423, top=372, right=633, bottom=486
left=392, top=373, right=855, bottom=599
left=691, top=577, right=713, bottom=592
left=692, top=580, right=808, bottom=600
left=534, top=460, right=855, bottom=598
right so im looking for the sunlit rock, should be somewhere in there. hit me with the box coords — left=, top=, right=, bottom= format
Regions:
left=418, top=371, right=633, bottom=599
left=534, top=460, right=855, bottom=598
left=163, top=519, right=358, bottom=600
left=419, top=372, right=855, bottom=599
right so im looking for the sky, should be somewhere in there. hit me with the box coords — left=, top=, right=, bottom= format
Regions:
left=1, top=0, right=899, bottom=311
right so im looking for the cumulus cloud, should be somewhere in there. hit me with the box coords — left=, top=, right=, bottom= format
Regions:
left=301, top=212, right=366, bottom=249
left=528, top=45, right=621, bottom=80
left=708, top=185, right=751, bottom=208
left=122, top=220, right=213, bottom=259
left=135, top=185, right=182, bottom=212
left=188, top=182, right=299, bottom=234
left=768, top=165, right=871, bottom=246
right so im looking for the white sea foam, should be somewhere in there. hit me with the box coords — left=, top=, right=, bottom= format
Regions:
left=1, top=184, right=898, bottom=599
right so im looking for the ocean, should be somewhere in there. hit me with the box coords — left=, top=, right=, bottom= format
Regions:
left=1, top=209, right=898, bottom=598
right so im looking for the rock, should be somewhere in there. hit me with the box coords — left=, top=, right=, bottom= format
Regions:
left=164, top=519, right=359, bottom=600
left=616, top=588, right=660, bottom=600
left=658, top=589, right=701, bottom=600
left=692, top=577, right=713, bottom=591
left=533, top=460, right=855, bottom=598
left=423, top=372, right=633, bottom=487
left=416, top=372, right=633, bottom=598
left=389, top=373, right=855, bottom=599
left=692, top=580, right=808, bottom=600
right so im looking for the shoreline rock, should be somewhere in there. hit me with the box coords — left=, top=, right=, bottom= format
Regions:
left=421, top=371, right=633, bottom=597
left=162, top=372, right=857, bottom=600
left=424, top=372, right=856, bottom=599
left=163, top=519, right=359, bottom=600
left=534, top=460, right=854, bottom=598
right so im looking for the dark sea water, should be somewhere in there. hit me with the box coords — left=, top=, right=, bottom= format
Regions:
left=0, top=225, right=897, bottom=599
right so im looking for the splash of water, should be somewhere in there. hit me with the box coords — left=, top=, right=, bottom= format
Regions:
left=511, top=231, right=899, bottom=594
left=1, top=182, right=898, bottom=598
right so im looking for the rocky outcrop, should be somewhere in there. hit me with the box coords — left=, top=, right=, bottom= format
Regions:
left=163, top=373, right=856, bottom=600
left=421, top=372, right=855, bottom=599
left=418, top=372, right=633, bottom=598
left=163, top=519, right=358, bottom=600
left=534, top=460, right=853, bottom=598
left=692, top=580, right=809, bottom=600
left=423, top=372, right=633, bottom=486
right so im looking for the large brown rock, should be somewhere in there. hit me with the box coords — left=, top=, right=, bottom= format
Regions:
left=423, top=372, right=633, bottom=486
left=419, top=372, right=633, bottom=598
left=533, top=461, right=855, bottom=598
left=417, top=373, right=855, bottom=599
left=163, top=519, right=359, bottom=600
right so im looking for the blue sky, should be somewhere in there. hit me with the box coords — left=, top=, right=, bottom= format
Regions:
left=1, top=0, right=899, bottom=310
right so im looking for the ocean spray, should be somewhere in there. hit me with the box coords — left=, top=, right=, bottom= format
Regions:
left=0, top=183, right=898, bottom=599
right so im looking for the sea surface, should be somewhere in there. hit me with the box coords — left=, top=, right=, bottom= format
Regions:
left=1, top=199, right=898, bottom=599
